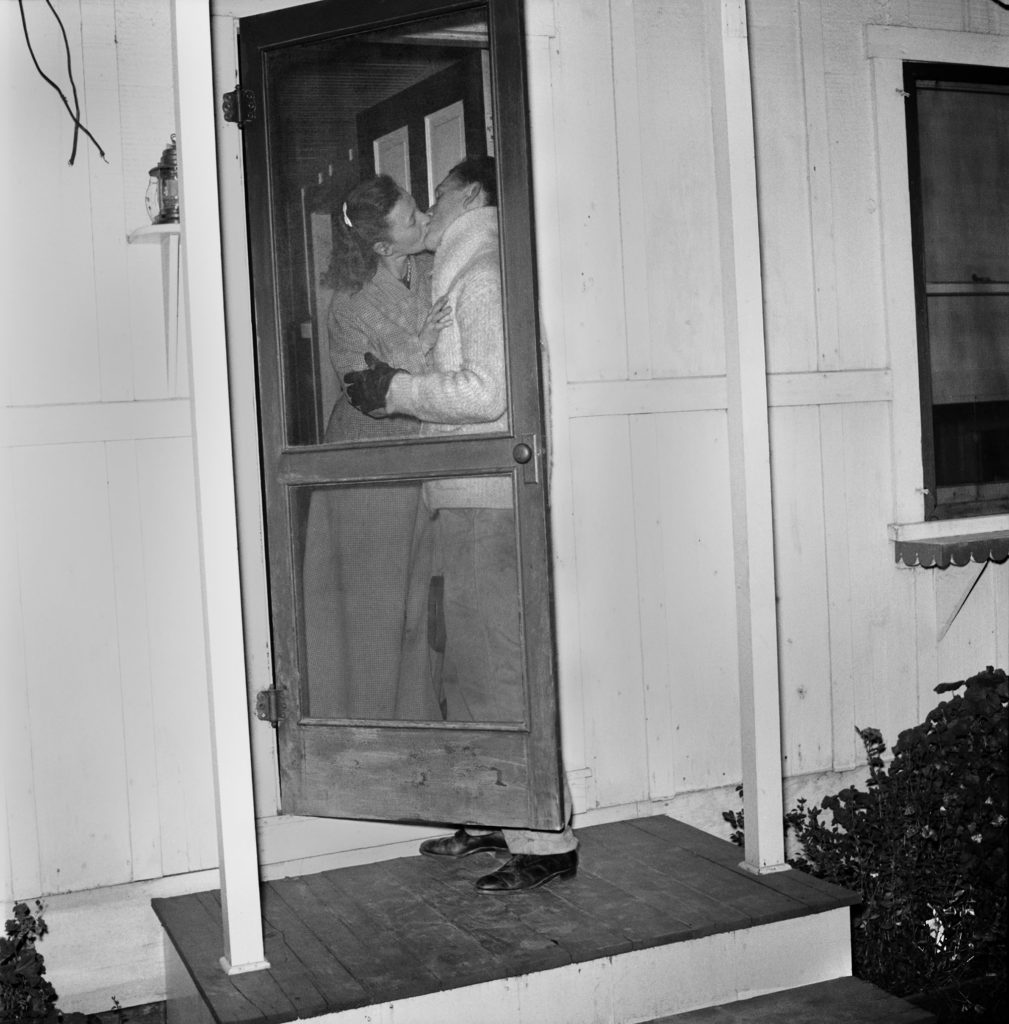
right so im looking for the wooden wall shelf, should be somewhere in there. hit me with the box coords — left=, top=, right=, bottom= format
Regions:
left=128, top=222, right=181, bottom=243
left=128, top=222, right=183, bottom=392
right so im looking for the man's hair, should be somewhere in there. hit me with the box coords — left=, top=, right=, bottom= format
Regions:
left=447, top=155, right=497, bottom=207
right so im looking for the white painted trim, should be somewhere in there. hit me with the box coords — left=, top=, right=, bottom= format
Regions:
left=209, top=11, right=280, bottom=819
left=171, top=0, right=267, bottom=974
left=767, top=369, right=891, bottom=407
left=210, top=0, right=558, bottom=36
left=888, top=514, right=1009, bottom=543
left=866, top=25, right=1009, bottom=64
left=708, top=0, right=785, bottom=872
left=564, top=370, right=893, bottom=419
left=567, top=376, right=728, bottom=417
left=1, top=400, right=191, bottom=447
left=525, top=28, right=588, bottom=775
left=871, top=55, right=924, bottom=526
left=868, top=29, right=1009, bottom=526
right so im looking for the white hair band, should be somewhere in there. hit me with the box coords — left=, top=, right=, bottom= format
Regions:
left=342, top=202, right=353, bottom=228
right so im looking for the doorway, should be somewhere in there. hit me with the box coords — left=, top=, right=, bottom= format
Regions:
left=237, top=0, right=564, bottom=830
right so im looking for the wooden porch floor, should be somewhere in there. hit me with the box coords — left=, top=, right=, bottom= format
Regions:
left=153, top=815, right=858, bottom=1024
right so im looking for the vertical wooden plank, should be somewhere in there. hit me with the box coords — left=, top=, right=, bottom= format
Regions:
left=796, top=0, right=840, bottom=372
left=106, top=440, right=163, bottom=882
left=635, top=0, right=725, bottom=380
left=912, top=563, right=939, bottom=722
left=825, top=68, right=887, bottom=373
left=137, top=437, right=218, bottom=876
left=569, top=416, right=649, bottom=809
left=115, top=0, right=186, bottom=401
left=836, top=403, right=918, bottom=751
left=171, top=0, right=267, bottom=974
left=748, top=0, right=820, bottom=375
left=609, top=0, right=651, bottom=379
left=769, top=406, right=833, bottom=776
left=819, top=405, right=857, bottom=770
left=11, top=443, right=133, bottom=892
left=936, top=564, right=1004, bottom=686
left=629, top=415, right=672, bottom=797
left=994, top=562, right=1009, bottom=671
left=3, top=0, right=102, bottom=407
left=549, top=0, right=628, bottom=382
left=79, top=0, right=134, bottom=403
left=0, top=447, right=42, bottom=901
left=653, top=411, right=741, bottom=796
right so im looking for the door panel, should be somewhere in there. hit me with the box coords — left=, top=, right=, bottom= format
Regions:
left=425, top=100, right=467, bottom=207
left=372, top=126, right=412, bottom=192
left=239, top=0, right=563, bottom=829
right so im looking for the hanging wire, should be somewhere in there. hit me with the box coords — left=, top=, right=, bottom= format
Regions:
left=17, top=0, right=107, bottom=166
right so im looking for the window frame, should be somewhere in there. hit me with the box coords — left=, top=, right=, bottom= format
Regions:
left=903, top=61, right=1009, bottom=522
left=868, top=26, right=1009, bottom=556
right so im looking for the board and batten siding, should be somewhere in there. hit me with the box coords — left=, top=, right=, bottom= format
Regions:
left=1, top=0, right=1007, bottom=1010
left=1, top=0, right=217, bottom=905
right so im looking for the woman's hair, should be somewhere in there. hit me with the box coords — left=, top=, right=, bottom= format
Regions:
left=446, top=155, right=497, bottom=207
left=326, top=174, right=402, bottom=294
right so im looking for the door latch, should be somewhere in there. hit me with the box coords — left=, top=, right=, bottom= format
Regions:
left=512, top=433, right=543, bottom=485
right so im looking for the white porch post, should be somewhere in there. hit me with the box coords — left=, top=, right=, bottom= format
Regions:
left=707, top=0, right=787, bottom=872
left=171, top=0, right=269, bottom=972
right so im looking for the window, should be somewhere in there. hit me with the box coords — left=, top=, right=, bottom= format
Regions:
left=904, top=63, right=1009, bottom=520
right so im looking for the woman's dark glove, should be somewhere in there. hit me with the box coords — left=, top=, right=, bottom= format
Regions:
left=344, top=352, right=405, bottom=414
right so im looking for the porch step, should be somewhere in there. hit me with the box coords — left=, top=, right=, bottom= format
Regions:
left=158, top=815, right=860, bottom=1023
left=649, top=977, right=937, bottom=1023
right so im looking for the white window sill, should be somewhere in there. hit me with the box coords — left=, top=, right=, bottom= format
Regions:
left=889, top=515, right=1009, bottom=568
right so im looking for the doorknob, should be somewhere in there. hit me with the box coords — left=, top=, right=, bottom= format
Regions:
left=512, top=435, right=541, bottom=484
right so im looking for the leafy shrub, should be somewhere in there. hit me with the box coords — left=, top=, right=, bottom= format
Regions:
left=1, top=901, right=59, bottom=1022
left=1, top=902, right=112, bottom=1023
left=724, top=666, right=1007, bottom=1021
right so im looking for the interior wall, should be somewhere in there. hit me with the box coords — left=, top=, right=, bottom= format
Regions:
left=2, top=0, right=1007, bottom=1010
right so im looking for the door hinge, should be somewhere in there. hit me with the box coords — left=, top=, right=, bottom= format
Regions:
left=255, top=687, right=284, bottom=725
left=222, top=88, right=257, bottom=128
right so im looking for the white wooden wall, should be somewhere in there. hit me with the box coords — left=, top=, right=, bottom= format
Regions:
left=2, top=0, right=1007, bottom=1011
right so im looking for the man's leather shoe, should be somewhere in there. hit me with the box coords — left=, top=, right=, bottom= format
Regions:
left=419, top=829, right=508, bottom=858
left=475, top=851, right=578, bottom=893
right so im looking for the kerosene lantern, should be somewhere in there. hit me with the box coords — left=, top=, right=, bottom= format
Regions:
left=146, top=134, right=180, bottom=224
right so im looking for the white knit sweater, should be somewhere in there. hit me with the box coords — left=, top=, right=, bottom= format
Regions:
left=387, top=206, right=511, bottom=509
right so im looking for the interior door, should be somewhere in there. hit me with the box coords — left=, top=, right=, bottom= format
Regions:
left=239, top=0, right=564, bottom=830
left=356, top=50, right=488, bottom=209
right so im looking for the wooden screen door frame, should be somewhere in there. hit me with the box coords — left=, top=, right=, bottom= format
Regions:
left=238, top=0, right=565, bottom=831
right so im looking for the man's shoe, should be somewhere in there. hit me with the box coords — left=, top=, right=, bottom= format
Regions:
left=475, top=851, right=578, bottom=893
left=419, top=829, right=508, bottom=858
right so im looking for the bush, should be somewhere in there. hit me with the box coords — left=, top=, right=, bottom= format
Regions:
left=1, top=901, right=59, bottom=1023
left=1, top=901, right=111, bottom=1023
left=724, top=665, right=1007, bottom=1021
